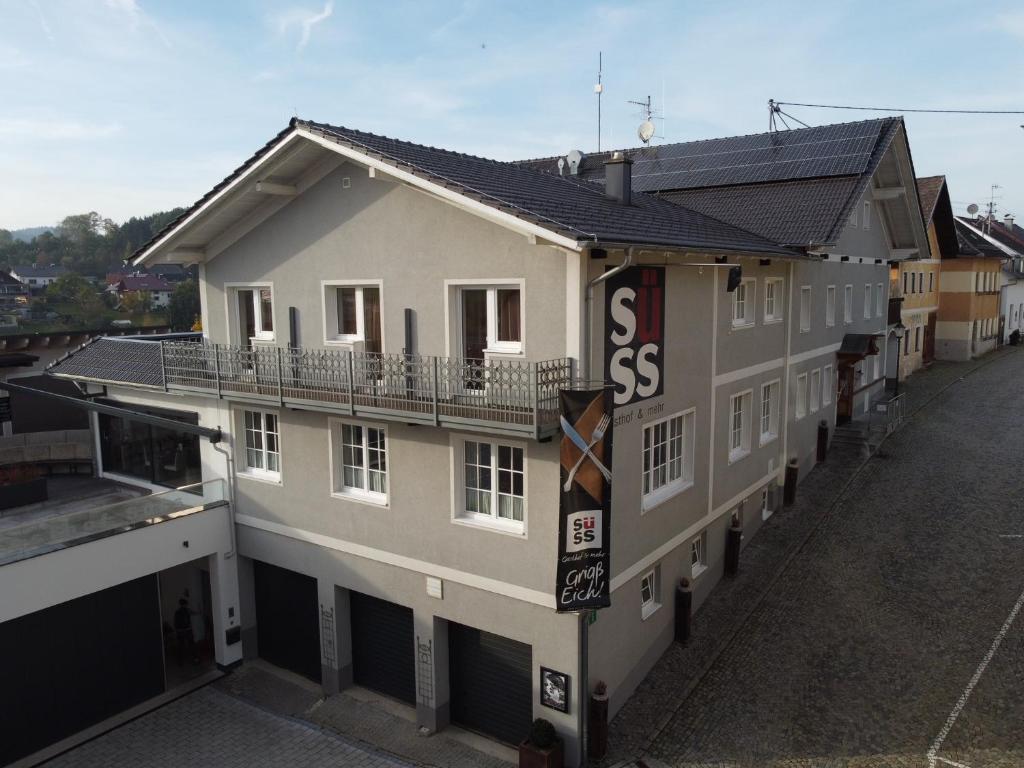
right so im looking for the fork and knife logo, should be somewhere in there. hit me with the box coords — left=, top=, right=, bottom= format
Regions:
left=560, top=413, right=612, bottom=493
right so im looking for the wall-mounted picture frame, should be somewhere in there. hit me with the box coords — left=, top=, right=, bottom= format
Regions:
left=540, top=667, right=569, bottom=713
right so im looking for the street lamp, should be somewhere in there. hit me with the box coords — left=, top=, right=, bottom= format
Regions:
left=892, top=323, right=906, bottom=396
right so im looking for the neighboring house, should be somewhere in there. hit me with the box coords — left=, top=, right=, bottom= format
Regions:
left=944, top=216, right=1008, bottom=359
left=975, top=214, right=1024, bottom=343
left=892, top=176, right=945, bottom=379
left=110, top=275, right=174, bottom=308
left=0, top=271, right=31, bottom=314
left=10, top=264, right=67, bottom=291
left=148, top=263, right=190, bottom=283
left=45, top=117, right=928, bottom=763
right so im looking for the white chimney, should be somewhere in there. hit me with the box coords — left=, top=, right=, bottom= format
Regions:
left=1005, top=213, right=1015, bottom=230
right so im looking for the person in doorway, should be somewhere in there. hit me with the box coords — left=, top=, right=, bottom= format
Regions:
left=174, top=598, right=199, bottom=664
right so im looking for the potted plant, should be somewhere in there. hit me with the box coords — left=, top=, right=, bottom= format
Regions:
left=519, top=717, right=563, bottom=768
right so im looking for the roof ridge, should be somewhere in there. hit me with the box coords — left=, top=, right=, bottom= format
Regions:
left=515, top=116, right=897, bottom=166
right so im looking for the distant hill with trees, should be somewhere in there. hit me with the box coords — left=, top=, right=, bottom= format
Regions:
left=0, top=208, right=185, bottom=278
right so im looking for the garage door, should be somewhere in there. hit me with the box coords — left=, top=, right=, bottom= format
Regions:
left=449, top=623, right=532, bottom=745
left=253, top=561, right=321, bottom=683
left=349, top=591, right=415, bottom=704
left=0, top=575, right=164, bottom=765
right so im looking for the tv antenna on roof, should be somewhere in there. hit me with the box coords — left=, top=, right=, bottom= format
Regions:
left=594, top=52, right=603, bottom=152
left=628, top=95, right=663, bottom=144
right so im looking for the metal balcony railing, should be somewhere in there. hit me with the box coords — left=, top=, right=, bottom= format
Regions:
left=157, top=341, right=573, bottom=439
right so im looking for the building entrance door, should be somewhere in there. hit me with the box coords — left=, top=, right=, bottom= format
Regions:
left=836, top=364, right=855, bottom=424
left=924, top=313, right=936, bottom=363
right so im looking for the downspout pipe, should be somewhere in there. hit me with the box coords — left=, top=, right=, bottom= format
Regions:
left=212, top=436, right=237, bottom=559
left=583, top=246, right=634, bottom=381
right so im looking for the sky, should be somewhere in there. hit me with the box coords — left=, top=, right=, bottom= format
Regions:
left=1, top=0, right=1023, bottom=230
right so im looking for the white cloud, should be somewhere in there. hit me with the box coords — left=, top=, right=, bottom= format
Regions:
left=103, top=0, right=172, bottom=48
left=0, top=119, right=122, bottom=140
left=989, top=10, right=1024, bottom=40
left=0, top=45, right=29, bottom=70
left=274, top=1, right=334, bottom=52
left=28, top=0, right=55, bottom=43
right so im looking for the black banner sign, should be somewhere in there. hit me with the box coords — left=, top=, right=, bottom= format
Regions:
left=604, top=265, right=665, bottom=407
left=556, top=388, right=613, bottom=612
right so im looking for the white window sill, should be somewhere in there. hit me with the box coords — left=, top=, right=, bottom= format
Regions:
left=641, top=601, right=662, bottom=621
left=728, top=448, right=750, bottom=465
left=795, top=412, right=806, bottom=421
left=641, top=479, right=693, bottom=514
left=331, top=489, right=388, bottom=508
left=764, top=317, right=783, bottom=325
left=731, top=320, right=755, bottom=331
left=799, top=326, right=810, bottom=334
left=238, top=470, right=282, bottom=486
left=758, top=432, right=778, bottom=448
left=250, top=335, right=275, bottom=343
left=452, top=514, right=526, bottom=538
left=483, top=347, right=525, bottom=358
left=691, top=564, right=708, bottom=579
left=826, top=321, right=835, bottom=328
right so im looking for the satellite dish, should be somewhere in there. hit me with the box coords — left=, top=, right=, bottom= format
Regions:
left=967, top=203, right=979, bottom=215
left=566, top=149, right=584, bottom=175
left=638, top=120, right=655, bottom=144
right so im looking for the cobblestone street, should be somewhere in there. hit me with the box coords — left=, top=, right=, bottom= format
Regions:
left=624, top=350, right=1024, bottom=767
left=44, top=685, right=411, bottom=768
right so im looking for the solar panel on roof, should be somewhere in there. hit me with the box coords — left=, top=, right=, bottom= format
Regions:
left=580, top=120, right=888, bottom=191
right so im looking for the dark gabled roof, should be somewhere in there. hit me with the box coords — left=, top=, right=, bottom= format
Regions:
left=48, top=337, right=164, bottom=388
left=516, top=118, right=902, bottom=247
left=132, top=120, right=799, bottom=262
left=294, top=121, right=796, bottom=256
left=953, top=219, right=1005, bottom=258
left=916, top=176, right=945, bottom=223
left=117, top=275, right=173, bottom=292
left=13, top=265, right=67, bottom=278
left=982, top=219, right=1024, bottom=254
left=657, top=177, right=858, bottom=248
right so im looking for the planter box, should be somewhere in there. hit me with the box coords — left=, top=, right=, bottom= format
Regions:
left=0, top=476, right=47, bottom=511
left=518, top=739, right=563, bottom=768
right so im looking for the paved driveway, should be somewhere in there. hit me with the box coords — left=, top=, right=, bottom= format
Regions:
left=45, top=685, right=411, bottom=768
left=643, top=351, right=1024, bottom=767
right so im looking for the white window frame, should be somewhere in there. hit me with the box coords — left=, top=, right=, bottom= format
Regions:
left=641, top=409, right=695, bottom=512
left=732, top=278, right=756, bottom=328
left=728, top=389, right=752, bottom=463
left=451, top=435, right=527, bottom=534
left=690, top=533, right=708, bottom=578
left=640, top=567, right=661, bottom=620
left=796, top=373, right=808, bottom=419
left=929, top=272, right=935, bottom=293
left=759, top=379, right=780, bottom=446
left=764, top=277, right=784, bottom=323
left=445, top=279, right=526, bottom=357
left=799, top=286, right=812, bottom=332
left=321, top=279, right=384, bottom=347
left=810, top=368, right=821, bottom=413
left=874, top=349, right=881, bottom=380
left=823, top=365, right=833, bottom=406
left=844, top=284, right=853, bottom=324
left=876, top=283, right=884, bottom=317
left=848, top=205, right=858, bottom=228
left=239, top=408, right=281, bottom=483
left=227, top=282, right=275, bottom=342
left=328, top=418, right=389, bottom=506
left=826, top=285, right=836, bottom=327
left=862, top=200, right=871, bottom=230
left=864, top=284, right=872, bottom=319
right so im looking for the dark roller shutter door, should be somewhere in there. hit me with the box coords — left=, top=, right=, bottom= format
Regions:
left=253, top=560, right=321, bottom=683
left=449, top=623, right=532, bottom=745
left=349, top=591, right=415, bottom=704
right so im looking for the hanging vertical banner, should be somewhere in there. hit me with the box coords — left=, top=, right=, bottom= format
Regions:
left=605, top=265, right=665, bottom=407
left=556, top=388, right=613, bottom=612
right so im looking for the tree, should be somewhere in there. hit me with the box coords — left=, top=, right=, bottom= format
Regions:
left=168, top=279, right=200, bottom=331
left=46, top=273, right=93, bottom=303
left=120, top=290, right=152, bottom=315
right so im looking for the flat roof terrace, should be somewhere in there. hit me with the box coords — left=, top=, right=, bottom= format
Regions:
left=0, top=476, right=226, bottom=566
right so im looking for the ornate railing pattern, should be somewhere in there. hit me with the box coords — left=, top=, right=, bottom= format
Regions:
left=161, top=341, right=573, bottom=438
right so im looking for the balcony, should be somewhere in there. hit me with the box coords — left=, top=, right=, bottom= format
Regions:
left=50, top=337, right=575, bottom=440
